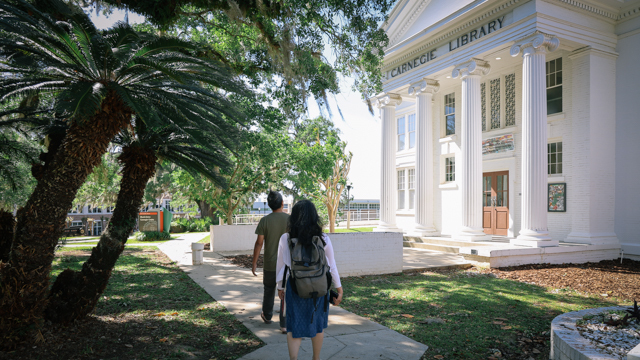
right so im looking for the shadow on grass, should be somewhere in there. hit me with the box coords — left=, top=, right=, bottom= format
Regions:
left=0, top=249, right=264, bottom=360
left=341, top=270, right=622, bottom=360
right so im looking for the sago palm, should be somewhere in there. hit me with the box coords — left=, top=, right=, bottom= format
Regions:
left=0, top=0, right=247, bottom=347
left=46, top=119, right=237, bottom=322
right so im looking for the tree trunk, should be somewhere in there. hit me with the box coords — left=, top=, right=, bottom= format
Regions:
left=0, top=211, right=15, bottom=263
left=226, top=211, right=234, bottom=225
left=0, top=92, right=131, bottom=349
left=196, top=200, right=215, bottom=219
left=327, top=206, right=336, bottom=233
left=45, top=145, right=156, bottom=323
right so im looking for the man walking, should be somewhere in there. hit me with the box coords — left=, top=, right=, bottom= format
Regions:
left=252, top=190, right=289, bottom=332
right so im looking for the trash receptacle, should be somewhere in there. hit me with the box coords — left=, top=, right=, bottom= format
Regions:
left=191, top=243, right=204, bottom=265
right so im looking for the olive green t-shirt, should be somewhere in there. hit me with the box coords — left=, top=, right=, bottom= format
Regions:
left=255, top=212, right=289, bottom=272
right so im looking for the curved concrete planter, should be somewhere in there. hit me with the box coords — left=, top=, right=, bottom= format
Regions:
left=551, top=306, right=633, bottom=360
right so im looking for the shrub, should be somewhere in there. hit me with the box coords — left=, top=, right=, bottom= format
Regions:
left=135, top=231, right=171, bottom=242
left=170, top=217, right=214, bottom=232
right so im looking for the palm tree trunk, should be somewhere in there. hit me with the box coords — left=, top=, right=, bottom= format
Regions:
left=0, top=210, right=15, bottom=263
left=0, top=92, right=131, bottom=349
left=45, top=145, right=156, bottom=323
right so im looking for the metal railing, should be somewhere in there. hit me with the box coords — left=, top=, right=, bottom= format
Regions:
left=336, top=210, right=380, bottom=222
left=233, top=214, right=265, bottom=225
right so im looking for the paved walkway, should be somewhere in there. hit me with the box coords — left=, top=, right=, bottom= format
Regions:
left=158, top=234, right=472, bottom=360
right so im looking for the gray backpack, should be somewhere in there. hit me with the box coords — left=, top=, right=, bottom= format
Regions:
left=287, top=235, right=332, bottom=300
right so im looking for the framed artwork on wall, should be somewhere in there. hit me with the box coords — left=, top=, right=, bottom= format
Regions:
left=548, top=183, right=566, bottom=212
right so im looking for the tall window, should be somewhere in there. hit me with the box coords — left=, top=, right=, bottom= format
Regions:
left=444, top=93, right=455, bottom=135
left=397, top=116, right=405, bottom=151
left=548, top=142, right=563, bottom=175
left=445, top=157, right=456, bottom=182
left=397, top=170, right=405, bottom=209
left=546, top=58, right=562, bottom=115
left=408, top=169, right=415, bottom=209
left=408, top=114, right=416, bottom=149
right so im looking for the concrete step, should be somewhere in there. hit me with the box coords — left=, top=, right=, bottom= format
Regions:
left=403, top=240, right=460, bottom=253
left=404, top=236, right=493, bottom=248
left=403, top=240, right=491, bottom=262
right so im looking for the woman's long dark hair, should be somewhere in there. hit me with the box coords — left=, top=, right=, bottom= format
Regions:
left=287, top=200, right=324, bottom=246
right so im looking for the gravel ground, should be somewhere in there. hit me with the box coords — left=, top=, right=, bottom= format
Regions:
left=577, top=310, right=640, bottom=359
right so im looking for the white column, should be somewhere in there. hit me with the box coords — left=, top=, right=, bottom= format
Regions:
left=408, top=79, right=440, bottom=237
left=565, top=47, right=618, bottom=246
left=452, top=59, right=492, bottom=241
left=374, top=93, right=403, bottom=233
left=510, top=32, right=560, bottom=247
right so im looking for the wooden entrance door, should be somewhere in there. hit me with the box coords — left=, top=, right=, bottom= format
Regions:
left=482, top=171, right=509, bottom=236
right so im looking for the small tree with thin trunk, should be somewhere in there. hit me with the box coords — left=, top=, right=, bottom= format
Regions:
left=288, top=117, right=352, bottom=232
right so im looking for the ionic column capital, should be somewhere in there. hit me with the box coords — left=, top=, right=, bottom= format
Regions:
left=510, top=31, right=559, bottom=57
left=452, top=58, right=491, bottom=79
left=408, top=79, right=440, bottom=96
left=374, top=93, right=402, bottom=108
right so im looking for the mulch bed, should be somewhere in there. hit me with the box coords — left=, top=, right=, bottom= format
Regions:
left=223, top=254, right=262, bottom=269
left=484, top=259, right=640, bottom=301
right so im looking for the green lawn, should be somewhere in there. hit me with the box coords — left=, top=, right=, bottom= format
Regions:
left=47, top=248, right=263, bottom=359
left=60, top=235, right=181, bottom=247
left=339, top=269, right=623, bottom=360
left=198, top=234, right=210, bottom=243
left=331, top=227, right=374, bottom=233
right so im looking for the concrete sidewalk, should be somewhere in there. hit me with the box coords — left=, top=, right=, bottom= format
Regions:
left=158, top=233, right=430, bottom=360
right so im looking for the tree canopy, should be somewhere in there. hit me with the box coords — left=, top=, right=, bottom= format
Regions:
left=110, top=0, right=393, bottom=114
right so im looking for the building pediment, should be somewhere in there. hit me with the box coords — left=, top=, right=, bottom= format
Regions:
left=385, top=0, right=478, bottom=48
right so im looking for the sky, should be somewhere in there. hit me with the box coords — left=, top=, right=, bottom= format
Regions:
left=90, top=11, right=382, bottom=200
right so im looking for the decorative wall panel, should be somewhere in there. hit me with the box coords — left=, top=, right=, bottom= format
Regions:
left=505, top=73, right=515, bottom=126
left=490, top=78, right=501, bottom=129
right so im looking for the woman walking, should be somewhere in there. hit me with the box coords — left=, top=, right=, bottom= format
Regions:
left=276, top=200, right=343, bottom=360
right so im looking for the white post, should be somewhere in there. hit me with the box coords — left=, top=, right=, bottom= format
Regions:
left=453, top=59, right=492, bottom=241
left=510, top=32, right=560, bottom=247
left=209, top=224, right=214, bottom=251
left=408, top=79, right=440, bottom=237
left=373, top=93, right=403, bottom=233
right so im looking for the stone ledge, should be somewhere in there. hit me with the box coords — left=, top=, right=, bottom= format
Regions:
left=550, top=306, right=627, bottom=360
left=629, top=343, right=640, bottom=360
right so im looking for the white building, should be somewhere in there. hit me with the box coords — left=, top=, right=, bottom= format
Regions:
left=374, top=0, right=640, bottom=264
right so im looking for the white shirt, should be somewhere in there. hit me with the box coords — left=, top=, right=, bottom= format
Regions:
left=276, top=233, right=342, bottom=290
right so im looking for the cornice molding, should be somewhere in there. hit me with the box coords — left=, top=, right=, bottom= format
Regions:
left=383, top=0, right=523, bottom=71
left=452, top=58, right=491, bottom=79
left=408, top=79, right=440, bottom=96
left=618, top=5, right=640, bottom=21
left=510, top=31, right=559, bottom=57
left=374, top=93, right=403, bottom=108
left=552, top=0, right=617, bottom=20
left=388, top=0, right=433, bottom=47
left=544, top=0, right=640, bottom=22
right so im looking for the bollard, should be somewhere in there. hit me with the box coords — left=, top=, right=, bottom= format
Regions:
left=191, top=242, right=204, bottom=265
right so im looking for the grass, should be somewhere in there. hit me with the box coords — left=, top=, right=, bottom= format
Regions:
left=45, top=248, right=263, bottom=360
left=198, top=234, right=210, bottom=244
left=60, top=235, right=181, bottom=247
left=339, top=269, right=624, bottom=359
left=56, top=245, right=155, bottom=253
left=331, top=227, right=374, bottom=233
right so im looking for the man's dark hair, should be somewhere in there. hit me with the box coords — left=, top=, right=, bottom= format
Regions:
left=267, top=190, right=283, bottom=211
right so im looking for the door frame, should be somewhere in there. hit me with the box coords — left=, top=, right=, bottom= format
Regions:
left=482, top=156, right=516, bottom=238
